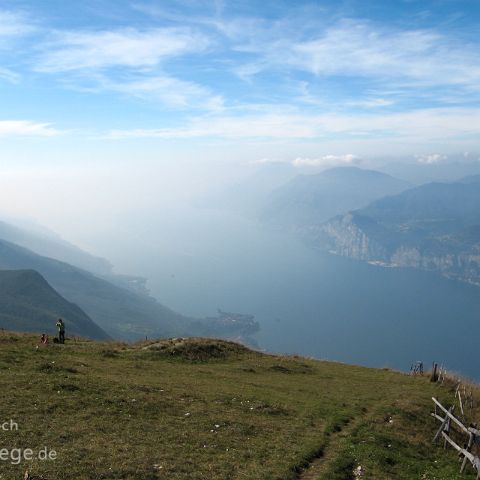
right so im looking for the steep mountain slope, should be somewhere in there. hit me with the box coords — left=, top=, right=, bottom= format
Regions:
left=0, top=269, right=109, bottom=339
left=0, top=218, right=150, bottom=296
left=261, top=167, right=410, bottom=228
left=0, top=219, right=112, bottom=275
left=320, top=175, right=480, bottom=284
left=0, top=239, right=258, bottom=341
left=0, top=239, right=191, bottom=339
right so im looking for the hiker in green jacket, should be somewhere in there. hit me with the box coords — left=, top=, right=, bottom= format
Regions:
left=56, top=318, right=65, bottom=344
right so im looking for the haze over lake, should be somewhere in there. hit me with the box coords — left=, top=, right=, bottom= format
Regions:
left=100, top=205, right=480, bottom=380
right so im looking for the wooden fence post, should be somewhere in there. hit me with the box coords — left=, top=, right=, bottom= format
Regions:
left=461, top=432, right=475, bottom=473
left=432, top=397, right=480, bottom=476
left=433, top=406, right=454, bottom=443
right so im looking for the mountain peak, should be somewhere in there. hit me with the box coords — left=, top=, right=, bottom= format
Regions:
left=320, top=175, right=480, bottom=285
left=320, top=166, right=392, bottom=178
left=261, top=167, right=410, bottom=227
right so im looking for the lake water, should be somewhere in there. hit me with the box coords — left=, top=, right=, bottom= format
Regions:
left=110, top=207, right=480, bottom=380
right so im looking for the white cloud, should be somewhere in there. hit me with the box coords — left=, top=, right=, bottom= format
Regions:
left=35, top=27, right=209, bottom=72
left=0, top=67, right=20, bottom=83
left=347, top=98, right=395, bottom=108
left=292, top=154, right=361, bottom=168
left=0, top=121, right=60, bottom=137
left=0, top=10, right=31, bottom=84
left=1, top=6, right=479, bottom=141
left=31, top=26, right=220, bottom=111
left=107, top=113, right=322, bottom=139
left=235, top=20, right=480, bottom=93
left=291, top=23, right=440, bottom=77
left=415, top=153, right=448, bottom=164
left=105, top=107, right=480, bottom=141
left=0, top=10, right=33, bottom=38
left=102, top=75, right=224, bottom=110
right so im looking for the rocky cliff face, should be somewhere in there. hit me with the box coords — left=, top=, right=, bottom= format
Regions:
left=313, top=176, right=480, bottom=286
left=319, top=214, right=480, bottom=285
left=319, top=214, right=388, bottom=261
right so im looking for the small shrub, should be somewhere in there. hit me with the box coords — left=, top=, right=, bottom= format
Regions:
left=55, top=383, right=80, bottom=392
left=100, top=349, right=119, bottom=358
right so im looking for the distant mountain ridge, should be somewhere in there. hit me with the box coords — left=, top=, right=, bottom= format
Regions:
left=0, top=269, right=109, bottom=339
left=261, top=167, right=411, bottom=228
left=0, top=236, right=260, bottom=341
left=0, top=219, right=112, bottom=275
left=0, top=238, right=190, bottom=339
left=0, top=218, right=150, bottom=296
left=319, top=175, right=480, bottom=285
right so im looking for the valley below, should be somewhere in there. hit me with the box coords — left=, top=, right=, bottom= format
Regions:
left=100, top=206, right=480, bottom=381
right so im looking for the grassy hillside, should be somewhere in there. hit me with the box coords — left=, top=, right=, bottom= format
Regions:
left=0, top=332, right=476, bottom=480
left=0, top=239, right=191, bottom=339
left=0, top=270, right=109, bottom=340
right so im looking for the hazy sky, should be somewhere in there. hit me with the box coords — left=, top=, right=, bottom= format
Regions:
left=1, top=0, right=480, bottom=248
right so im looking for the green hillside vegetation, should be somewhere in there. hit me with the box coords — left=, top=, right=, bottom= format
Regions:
left=0, top=270, right=109, bottom=339
left=0, top=331, right=476, bottom=479
left=0, top=240, right=259, bottom=341
left=320, top=175, right=480, bottom=285
left=0, top=239, right=192, bottom=339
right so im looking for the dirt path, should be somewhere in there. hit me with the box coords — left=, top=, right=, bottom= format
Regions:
left=297, top=415, right=366, bottom=480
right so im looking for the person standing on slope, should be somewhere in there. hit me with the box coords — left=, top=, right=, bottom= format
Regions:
left=56, top=318, right=66, bottom=344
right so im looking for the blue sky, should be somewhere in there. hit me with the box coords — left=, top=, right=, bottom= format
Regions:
left=1, top=0, right=480, bottom=168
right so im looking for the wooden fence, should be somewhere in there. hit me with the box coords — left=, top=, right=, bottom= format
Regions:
left=427, top=362, right=475, bottom=417
left=432, top=397, right=480, bottom=478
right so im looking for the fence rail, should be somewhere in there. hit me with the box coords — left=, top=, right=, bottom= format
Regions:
left=432, top=397, right=480, bottom=478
